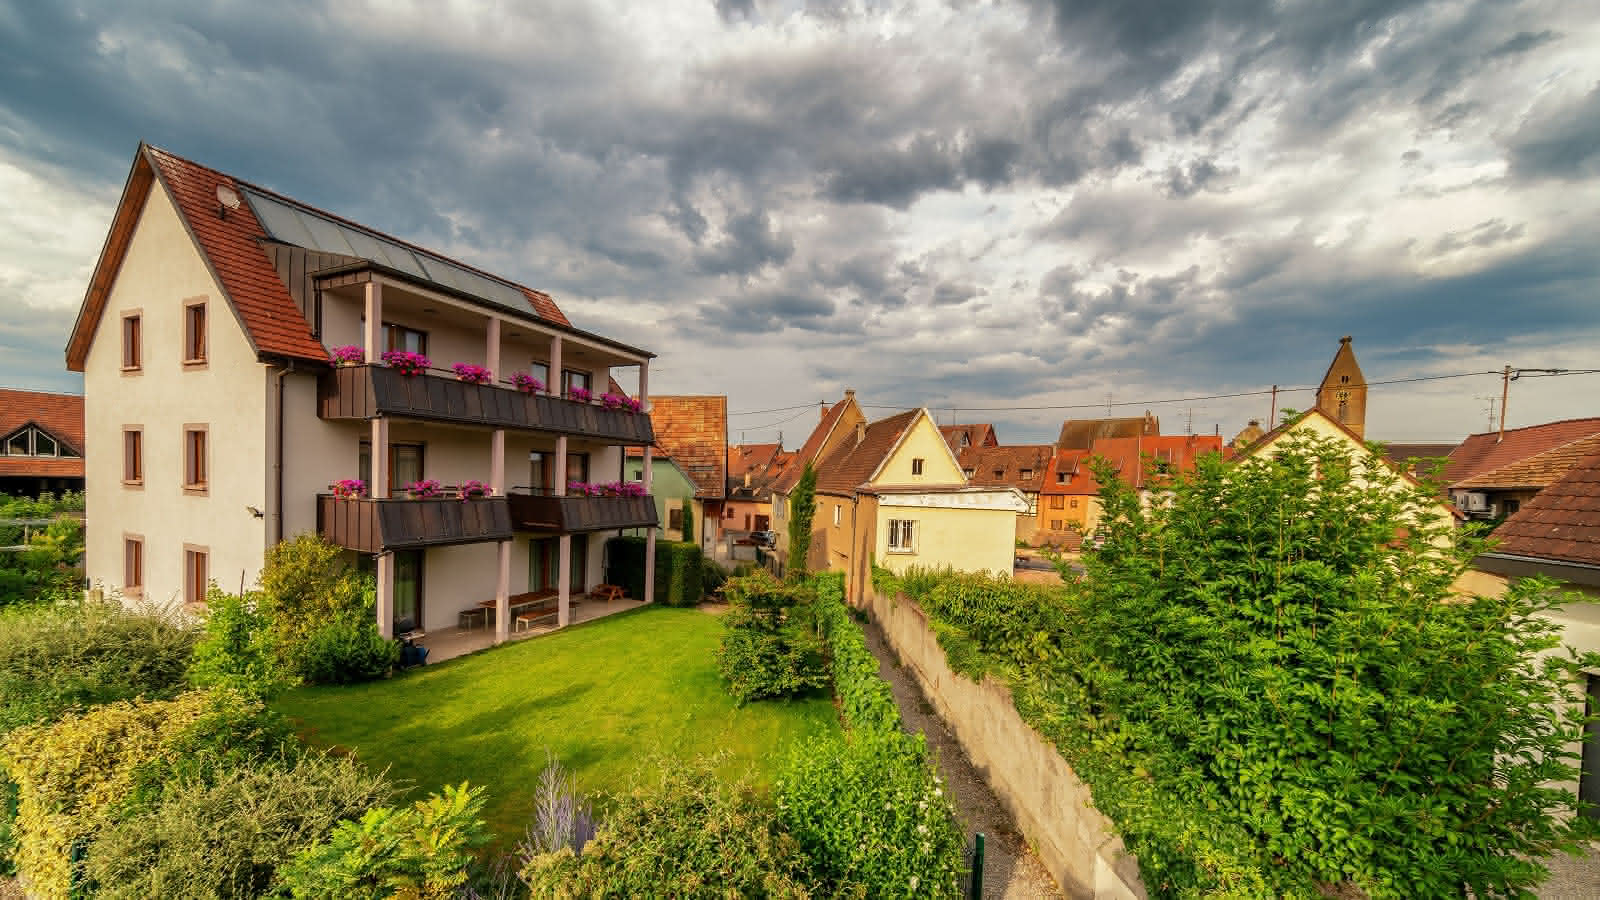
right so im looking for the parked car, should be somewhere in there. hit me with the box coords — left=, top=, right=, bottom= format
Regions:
left=749, top=530, right=778, bottom=548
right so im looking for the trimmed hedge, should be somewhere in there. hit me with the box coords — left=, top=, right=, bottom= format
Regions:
left=604, top=537, right=704, bottom=607
left=812, top=574, right=901, bottom=734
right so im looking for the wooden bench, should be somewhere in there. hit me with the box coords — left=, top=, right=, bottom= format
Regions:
left=588, top=583, right=627, bottom=604
left=478, top=590, right=560, bottom=626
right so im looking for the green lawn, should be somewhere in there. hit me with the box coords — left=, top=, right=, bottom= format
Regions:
left=273, top=605, right=839, bottom=844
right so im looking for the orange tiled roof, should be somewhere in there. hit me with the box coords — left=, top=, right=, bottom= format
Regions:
left=729, top=443, right=782, bottom=480
left=774, top=395, right=856, bottom=495
left=1044, top=435, right=1222, bottom=495
left=648, top=396, right=727, bottom=498
left=1056, top=413, right=1159, bottom=450
left=939, top=424, right=997, bottom=452
left=815, top=410, right=918, bottom=495
left=0, top=389, right=85, bottom=480
left=958, top=444, right=1054, bottom=492
left=1455, top=433, right=1600, bottom=491
left=1443, top=418, right=1600, bottom=486
left=1489, top=445, right=1600, bottom=566
left=69, top=144, right=574, bottom=371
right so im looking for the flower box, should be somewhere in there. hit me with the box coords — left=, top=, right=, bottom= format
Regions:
left=407, top=479, right=443, bottom=499
left=459, top=479, right=493, bottom=501
left=600, top=392, right=642, bottom=413
left=452, top=363, right=492, bottom=384
left=510, top=372, right=546, bottom=395
left=380, top=350, right=430, bottom=376
left=567, top=386, right=593, bottom=403
left=329, top=345, right=365, bottom=367
left=332, top=478, right=367, bottom=501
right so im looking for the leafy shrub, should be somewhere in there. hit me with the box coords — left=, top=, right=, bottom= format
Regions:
left=293, top=613, right=399, bottom=685
left=888, top=431, right=1600, bottom=897
left=0, top=598, right=196, bottom=735
left=520, top=765, right=813, bottom=899
left=701, top=556, right=728, bottom=597
left=257, top=534, right=369, bottom=653
left=812, top=574, right=899, bottom=733
left=83, top=752, right=391, bottom=900
left=280, top=781, right=489, bottom=900
left=718, top=573, right=826, bottom=704
left=604, top=536, right=704, bottom=607
left=779, top=731, right=965, bottom=899
left=1, top=689, right=291, bottom=899
left=188, top=586, right=293, bottom=697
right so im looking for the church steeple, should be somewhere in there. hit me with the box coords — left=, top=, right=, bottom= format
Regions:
left=1315, top=336, right=1367, bottom=438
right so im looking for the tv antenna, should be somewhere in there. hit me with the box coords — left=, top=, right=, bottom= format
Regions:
left=215, top=184, right=241, bottom=219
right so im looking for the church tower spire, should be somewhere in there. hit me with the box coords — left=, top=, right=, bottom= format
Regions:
left=1315, top=336, right=1368, bottom=438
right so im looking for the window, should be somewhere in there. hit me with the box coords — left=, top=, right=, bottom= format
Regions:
left=1049, top=495, right=1065, bottom=510
left=123, top=536, right=143, bottom=596
left=393, top=550, right=423, bottom=633
left=562, top=369, right=591, bottom=395
left=183, top=546, right=208, bottom=606
left=1020, top=469, right=1033, bottom=480
left=1340, top=375, right=1350, bottom=383
left=1056, top=471, right=1067, bottom=484
left=1, top=426, right=65, bottom=457
left=887, top=519, right=916, bottom=552
left=121, top=312, right=142, bottom=370
left=1503, top=499, right=1521, bottom=515
left=725, top=506, right=735, bottom=519
left=360, top=442, right=425, bottom=493
left=123, top=428, right=143, bottom=485
left=911, top=458, right=924, bottom=475
left=530, top=361, right=551, bottom=389
left=1050, top=519, right=1063, bottom=530
left=183, top=300, right=207, bottom=364
left=963, top=468, right=974, bottom=478
left=383, top=322, right=428, bottom=355
left=1070, top=498, right=1079, bottom=509
left=183, top=427, right=208, bottom=492
left=958, top=434, right=970, bottom=449
left=668, top=507, right=683, bottom=530
left=566, top=452, right=591, bottom=486
left=993, top=468, right=1004, bottom=479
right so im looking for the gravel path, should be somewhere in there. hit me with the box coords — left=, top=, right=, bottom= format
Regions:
left=862, top=621, right=1063, bottom=899
left=1538, top=844, right=1600, bottom=899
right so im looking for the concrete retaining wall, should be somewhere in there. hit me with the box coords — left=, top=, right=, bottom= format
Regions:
left=864, top=589, right=1146, bottom=899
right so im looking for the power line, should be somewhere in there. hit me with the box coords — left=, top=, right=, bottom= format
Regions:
left=727, top=402, right=819, bottom=417
left=735, top=406, right=820, bottom=432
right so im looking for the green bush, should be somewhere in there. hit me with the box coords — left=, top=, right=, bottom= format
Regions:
left=280, top=781, right=489, bottom=900
left=0, top=494, right=85, bottom=608
left=83, top=752, right=391, bottom=900
left=786, top=464, right=816, bottom=576
left=257, top=534, right=368, bottom=654
left=812, top=574, right=900, bottom=733
left=717, top=572, right=827, bottom=704
left=520, top=764, right=813, bottom=899
left=0, top=598, right=196, bottom=735
left=604, top=536, right=704, bottom=607
left=292, top=613, right=399, bottom=685
left=0, top=689, right=291, bottom=899
left=779, top=731, right=965, bottom=899
left=188, top=586, right=293, bottom=697
left=887, top=431, right=1600, bottom=897
left=701, top=556, right=728, bottom=597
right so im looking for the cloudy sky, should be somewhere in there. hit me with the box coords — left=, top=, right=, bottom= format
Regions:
left=3, top=0, right=1597, bottom=445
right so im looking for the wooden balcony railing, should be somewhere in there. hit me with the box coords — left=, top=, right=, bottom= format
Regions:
left=317, top=365, right=655, bottom=445
left=506, top=490, right=659, bottom=534
left=317, top=494, right=513, bottom=553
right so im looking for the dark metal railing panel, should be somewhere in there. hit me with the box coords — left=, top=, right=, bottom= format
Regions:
left=317, top=494, right=512, bottom=551
left=317, top=366, right=655, bottom=444
left=506, top=492, right=658, bottom=534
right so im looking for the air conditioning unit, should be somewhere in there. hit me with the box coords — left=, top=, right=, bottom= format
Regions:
left=1461, top=492, right=1490, bottom=514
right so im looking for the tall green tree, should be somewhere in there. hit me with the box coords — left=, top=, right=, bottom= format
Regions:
left=680, top=498, right=695, bottom=544
left=787, top=463, right=817, bottom=576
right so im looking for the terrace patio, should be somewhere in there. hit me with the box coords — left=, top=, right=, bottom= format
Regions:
left=415, top=594, right=647, bottom=663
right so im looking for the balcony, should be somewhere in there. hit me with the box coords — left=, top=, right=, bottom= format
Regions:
left=318, top=365, right=655, bottom=445
left=506, top=489, right=659, bottom=534
left=317, top=494, right=513, bottom=553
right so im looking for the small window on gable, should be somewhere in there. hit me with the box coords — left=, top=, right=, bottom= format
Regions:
left=184, top=300, right=207, bottom=364
left=1019, top=468, right=1032, bottom=480
left=1057, top=471, right=1068, bottom=483
left=963, top=468, right=974, bottom=478
left=993, top=468, right=1004, bottom=479
left=911, top=458, right=925, bottom=476
left=1340, top=375, right=1349, bottom=383
left=4, top=430, right=29, bottom=456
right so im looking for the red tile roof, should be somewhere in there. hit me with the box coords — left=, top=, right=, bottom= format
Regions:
left=0, top=390, right=85, bottom=479
left=939, top=424, right=997, bottom=452
left=1443, top=418, right=1600, bottom=486
left=1043, top=435, right=1222, bottom=495
left=70, top=144, right=575, bottom=371
left=1489, top=445, right=1600, bottom=566
left=958, top=445, right=1054, bottom=492
left=1455, top=433, right=1600, bottom=491
left=1056, top=413, right=1159, bottom=450
left=815, top=410, right=918, bottom=495
left=1380, top=442, right=1459, bottom=479
left=729, top=443, right=782, bottom=480
left=647, top=396, right=727, bottom=498
left=773, top=394, right=858, bottom=495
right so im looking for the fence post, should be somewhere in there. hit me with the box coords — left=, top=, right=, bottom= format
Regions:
left=969, top=831, right=985, bottom=899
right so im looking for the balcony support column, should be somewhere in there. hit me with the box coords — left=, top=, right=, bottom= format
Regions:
left=558, top=535, right=572, bottom=628
left=490, top=429, right=505, bottom=495
left=550, top=335, right=563, bottom=396
left=363, top=280, right=383, bottom=363
left=375, top=551, right=394, bottom=639
left=485, top=316, right=501, bottom=381
left=495, top=540, right=511, bottom=645
left=643, top=451, right=656, bottom=606
left=371, top=417, right=390, bottom=499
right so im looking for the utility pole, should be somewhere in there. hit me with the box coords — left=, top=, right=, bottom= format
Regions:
left=1184, top=407, right=1194, bottom=435
left=1480, top=396, right=1498, bottom=433
left=1105, top=393, right=1113, bottom=416
left=1269, top=385, right=1278, bottom=425
left=1498, top=365, right=1511, bottom=443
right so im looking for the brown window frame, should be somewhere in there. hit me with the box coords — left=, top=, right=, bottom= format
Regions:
left=121, top=310, right=142, bottom=372
left=1049, top=495, right=1065, bottom=510
left=183, top=544, right=209, bottom=606
left=183, top=297, right=208, bottom=367
left=911, top=458, right=924, bottom=475
left=1050, top=519, right=1063, bottom=530
left=383, top=322, right=429, bottom=356
left=122, top=427, right=144, bottom=486
left=123, top=534, right=144, bottom=598
left=182, top=425, right=209, bottom=494
left=668, top=507, right=684, bottom=530
left=1070, top=498, right=1079, bottom=509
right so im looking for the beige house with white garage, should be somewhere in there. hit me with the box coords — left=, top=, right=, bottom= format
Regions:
left=66, top=144, right=661, bottom=645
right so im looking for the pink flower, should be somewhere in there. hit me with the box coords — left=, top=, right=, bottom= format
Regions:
left=510, top=372, right=546, bottom=394
left=329, top=345, right=365, bottom=365
left=380, top=350, right=430, bottom=376
left=452, top=363, right=492, bottom=384
left=332, top=479, right=366, bottom=501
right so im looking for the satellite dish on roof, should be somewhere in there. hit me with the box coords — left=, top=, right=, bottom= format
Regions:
left=216, top=184, right=241, bottom=219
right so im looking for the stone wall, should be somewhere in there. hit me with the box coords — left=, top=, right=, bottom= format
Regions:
left=863, top=588, right=1146, bottom=899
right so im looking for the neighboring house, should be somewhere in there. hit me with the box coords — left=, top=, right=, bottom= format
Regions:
left=625, top=395, right=726, bottom=552
left=939, top=423, right=998, bottom=453
left=1466, top=445, right=1600, bottom=817
left=1442, top=418, right=1600, bottom=520
left=723, top=443, right=794, bottom=537
left=67, top=144, right=659, bottom=642
left=809, top=407, right=1025, bottom=603
left=1055, top=411, right=1159, bottom=450
left=1040, top=434, right=1224, bottom=538
left=770, top=390, right=867, bottom=563
left=625, top=452, right=699, bottom=542
left=957, top=444, right=1053, bottom=541
left=0, top=389, right=85, bottom=497
left=1451, top=433, right=1600, bottom=523
left=1379, top=442, right=1458, bottom=480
